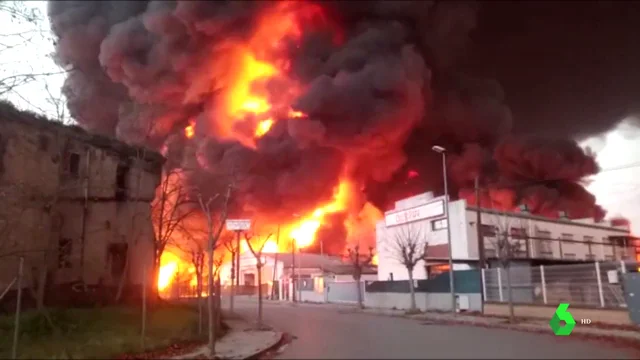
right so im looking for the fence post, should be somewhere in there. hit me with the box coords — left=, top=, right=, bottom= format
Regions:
left=481, top=269, right=487, bottom=302
left=497, top=268, right=504, bottom=302
left=141, top=266, right=147, bottom=351
left=12, top=257, right=24, bottom=360
left=540, top=265, right=547, bottom=305
left=595, top=261, right=605, bottom=308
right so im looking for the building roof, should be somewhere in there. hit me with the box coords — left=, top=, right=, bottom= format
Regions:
left=466, top=204, right=630, bottom=233
left=268, top=253, right=377, bottom=275
left=0, top=100, right=165, bottom=166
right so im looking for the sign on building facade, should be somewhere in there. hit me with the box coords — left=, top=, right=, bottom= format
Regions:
left=384, top=200, right=445, bottom=227
left=226, top=219, right=252, bottom=231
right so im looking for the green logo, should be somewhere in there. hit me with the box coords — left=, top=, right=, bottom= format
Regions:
left=549, top=303, right=576, bottom=336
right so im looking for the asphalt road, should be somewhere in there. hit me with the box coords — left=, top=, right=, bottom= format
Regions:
left=228, top=298, right=635, bottom=359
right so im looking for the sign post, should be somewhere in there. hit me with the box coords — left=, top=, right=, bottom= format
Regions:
left=226, top=219, right=251, bottom=300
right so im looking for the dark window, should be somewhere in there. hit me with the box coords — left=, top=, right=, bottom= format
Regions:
left=244, top=273, right=255, bottom=286
left=108, top=243, right=128, bottom=278
left=38, top=135, right=49, bottom=151
left=481, top=224, right=497, bottom=237
left=0, top=134, right=6, bottom=174
left=58, top=238, right=72, bottom=269
left=510, top=227, right=527, bottom=239
left=431, top=218, right=448, bottom=231
left=65, top=152, right=80, bottom=177
left=115, top=164, right=129, bottom=201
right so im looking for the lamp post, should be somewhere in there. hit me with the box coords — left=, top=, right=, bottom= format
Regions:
left=293, top=213, right=303, bottom=303
left=432, top=145, right=456, bottom=315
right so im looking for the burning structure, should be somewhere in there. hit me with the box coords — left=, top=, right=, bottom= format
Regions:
left=47, top=1, right=619, bottom=287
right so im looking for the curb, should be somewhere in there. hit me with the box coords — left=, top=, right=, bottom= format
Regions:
left=243, top=331, right=285, bottom=360
left=347, top=308, right=640, bottom=353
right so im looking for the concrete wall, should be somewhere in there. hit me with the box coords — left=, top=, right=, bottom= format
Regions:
left=364, top=292, right=483, bottom=312
left=327, top=281, right=363, bottom=303
left=376, top=197, right=471, bottom=282
left=0, top=106, right=162, bottom=292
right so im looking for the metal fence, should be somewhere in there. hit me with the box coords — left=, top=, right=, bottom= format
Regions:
left=482, top=261, right=633, bottom=309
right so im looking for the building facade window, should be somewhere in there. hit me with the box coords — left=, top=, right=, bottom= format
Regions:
left=535, top=230, right=553, bottom=257
left=431, top=218, right=448, bottom=231
left=115, top=163, right=130, bottom=201
left=584, top=236, right=594, bottom=259
left=58, top=237, right=72, bottom=269
left=481, top=224, right=497, bottom=237
left=38, top=134, right=49, bottom=152
left=64, top=152, right=80, bottom=177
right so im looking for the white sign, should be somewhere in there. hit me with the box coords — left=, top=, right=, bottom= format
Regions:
left=395, top=192, right=434, bottom=210
left=226, top=219, right=251, bottom=231
left=384, top=200, right=445, bottom=227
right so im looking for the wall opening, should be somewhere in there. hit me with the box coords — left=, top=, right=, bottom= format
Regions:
left=58, top=237, right=72, bottom=269
left=115, top=164, right=130, bottom=201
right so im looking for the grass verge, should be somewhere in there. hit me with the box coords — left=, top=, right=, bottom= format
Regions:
left=0, top=304, right=202, bottom=359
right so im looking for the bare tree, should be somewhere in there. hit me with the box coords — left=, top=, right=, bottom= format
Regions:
left=344, top=244, right=375, bottom=309
left=220, top=231, right=239, bottom=312
left=1, top=1, right=70, bottom=108
left=151, top=168, right=198, bottom=297
left=245, top=231, right=273, bottom=329
left=198, top=185, right=232, bottom=358
left=384, top=223, right=430, bottom=312
left=486, top=211, right=525, bottom=323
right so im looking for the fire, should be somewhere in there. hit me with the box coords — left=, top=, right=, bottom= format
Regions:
left=205, top=2, right=328, bottom=147
left=372, top=254, right=379, bottom=266
left=288, top=180, right=354, bottom=248
left=158, top=251, right=181, bottom=291
left=255, top=119, right=275, bottom=137
left=184, top=120, right=195, bottom=139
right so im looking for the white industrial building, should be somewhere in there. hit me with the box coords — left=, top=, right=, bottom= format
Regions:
left=376, top=192, right=635, bottom=282
left=219, top=251, right=376, bottom=302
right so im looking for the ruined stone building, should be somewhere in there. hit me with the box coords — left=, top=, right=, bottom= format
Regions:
left=0, top=101, right=163, bottom=303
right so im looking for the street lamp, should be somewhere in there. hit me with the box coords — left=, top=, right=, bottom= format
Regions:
left=293, top=213, right=303, bottom=303
left=432, top=145, right=456, bottom=315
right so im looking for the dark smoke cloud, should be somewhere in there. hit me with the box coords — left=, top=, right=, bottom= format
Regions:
left=48, top=0, right=611, bottom=250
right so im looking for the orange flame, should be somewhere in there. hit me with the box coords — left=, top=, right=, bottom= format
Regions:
left=288, top=180, right=354, bottom=248
left=184, top=120, right=195, bottom=139
left=206, top=2, right=327, bottom=147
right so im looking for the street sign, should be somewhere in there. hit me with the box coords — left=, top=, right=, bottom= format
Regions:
left=226, top=219, right=251, bottom=231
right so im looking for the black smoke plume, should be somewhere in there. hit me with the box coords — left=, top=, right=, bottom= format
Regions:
left=48, top=0, right=613, bottom=248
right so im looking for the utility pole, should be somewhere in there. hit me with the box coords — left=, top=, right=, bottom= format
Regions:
left=271, top=224, right=281, bottom=300
left=475, top=176, right=485, bottom=315
left=291, top=237, right=296, bottom=302
left=475, top=176, right=485, bottom=269
left=235, top=230, right=241, bottom=296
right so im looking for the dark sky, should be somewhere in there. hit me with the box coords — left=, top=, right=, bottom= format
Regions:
left=462, top=0, right=640, bottom=140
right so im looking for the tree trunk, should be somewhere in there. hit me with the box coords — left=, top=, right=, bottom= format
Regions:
left=215, top=276, right=222, bottom=333
left=355, top=274, right=364, bottom=309
left=504, top=263, right=515, bottom=323
left=257, top=264, right=263, bottom=328
left=115, top=252, right=130, bottom=302
left=408, top=269, right=417, bottom=312
left=229, top=251, right=235, bottom=312
left=196, top=269, right=203, bottom=335
left=207, top=248, right=216, bottom=357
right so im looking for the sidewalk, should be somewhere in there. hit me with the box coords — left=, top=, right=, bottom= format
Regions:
left=172, top=316, right=282, bottom=360
left=351, top=307, right=640, bottom=346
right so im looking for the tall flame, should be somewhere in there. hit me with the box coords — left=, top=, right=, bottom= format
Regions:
left=165, top=3, right=375, bottom=294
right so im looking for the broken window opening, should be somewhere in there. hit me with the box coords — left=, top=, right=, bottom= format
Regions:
left=58, top=237, right=72, bottom=269
left=108, top=243, right=128, bottom=278
left=65, top=152, right=80, bottom=178
left=115, top=164, right=130, bottom=201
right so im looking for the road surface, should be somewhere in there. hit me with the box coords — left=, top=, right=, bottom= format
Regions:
left=227, top=298, right=635, bottom=359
